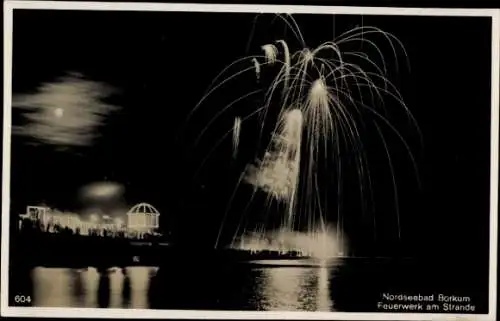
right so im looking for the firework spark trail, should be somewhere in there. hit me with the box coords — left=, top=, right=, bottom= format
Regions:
left=192, top=105, right=269, bottom=181
left=276, top=40, right=291, bottom=94
left=252, top=58, right=261, bottom=81
left=233, top=117, right=242, bottom=159
left=262, top=44, right=279, bottom=64
left=189, top=14, right=419, bottom=257
left=214, top=170, right=247, bottom=249
left=179, top=56, right=283, bottom=137
left=193, top=90, right=262, bottom=147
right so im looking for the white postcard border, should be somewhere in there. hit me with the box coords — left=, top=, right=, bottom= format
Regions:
left=2, top=2, right=499, bottom=320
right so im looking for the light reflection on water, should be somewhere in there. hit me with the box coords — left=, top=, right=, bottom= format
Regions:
left=251, top=263, right=334, bottom=311
left=31, top=266, right=158, bottom=308
left=30, top=263, right=334, bottom=311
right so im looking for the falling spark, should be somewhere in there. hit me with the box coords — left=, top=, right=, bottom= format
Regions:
left=262, top=44, right=278, bottom=64
left=276, top=40, right=291, bottom=94
left=233, top=117, right=242, bottom=159
left=252, top=58, right=261, bottom=81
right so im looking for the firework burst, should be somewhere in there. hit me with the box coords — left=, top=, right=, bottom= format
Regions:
left=188, top=14, right=420, bottom=257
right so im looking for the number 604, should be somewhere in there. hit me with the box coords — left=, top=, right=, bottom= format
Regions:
left=14, top=295, right=31, bottom=304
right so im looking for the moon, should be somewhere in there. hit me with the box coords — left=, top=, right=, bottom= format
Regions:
left=54, top=107, right=64, bottom=118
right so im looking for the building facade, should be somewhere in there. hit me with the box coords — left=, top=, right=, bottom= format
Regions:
left=126, top=202, right=160, bottom=232
left=19, top=202, right=161, bottom=236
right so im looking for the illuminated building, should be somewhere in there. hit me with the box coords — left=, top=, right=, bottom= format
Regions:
left=20, top=206, right=49, bottom=223
left=51, top=212, right=81, bottom=228
left=126, top=202, right=160, bottom=232
left=18, top=202, right=161, bottom=236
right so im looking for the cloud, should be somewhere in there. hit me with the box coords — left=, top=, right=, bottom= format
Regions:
left=12, top=73, right=119, bottom=147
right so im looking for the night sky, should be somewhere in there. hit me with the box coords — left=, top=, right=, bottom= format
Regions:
left=9, top=8, right=494, bottom=259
